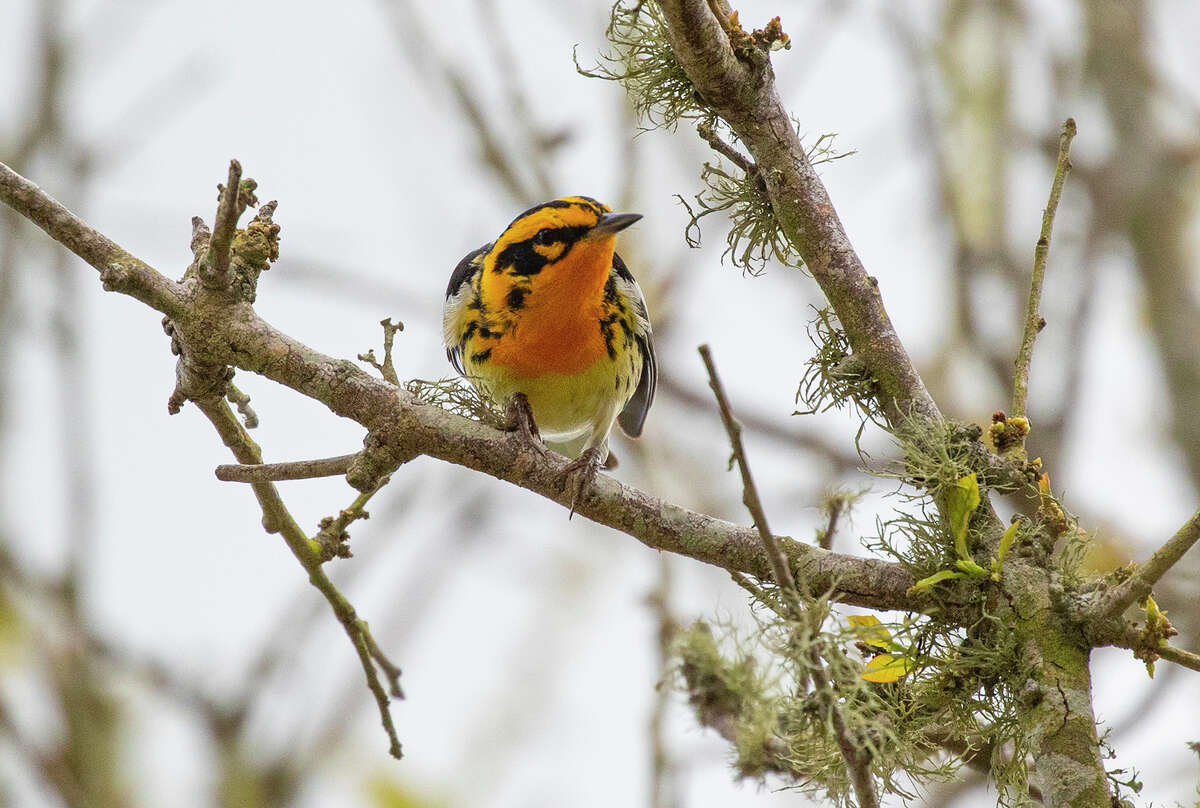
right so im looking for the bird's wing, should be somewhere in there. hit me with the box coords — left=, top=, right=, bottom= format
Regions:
left=612, top=252, right=657, bottom=438
left=442, top=244, right=490, bottom=376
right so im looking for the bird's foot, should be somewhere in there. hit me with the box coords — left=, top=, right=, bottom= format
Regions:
left=559, top=447, right=605, bottom=519
left=505, top=393, right=546, bottom=457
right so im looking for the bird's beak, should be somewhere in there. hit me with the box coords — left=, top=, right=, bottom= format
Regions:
left=589, top=212, right=643, bottom=236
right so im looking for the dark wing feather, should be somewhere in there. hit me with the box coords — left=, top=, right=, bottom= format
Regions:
left=443, top=244, right=490, bottom=376
left=617, top=333, right=656, bottom=437
left=613, top=252, right=656, bottom=437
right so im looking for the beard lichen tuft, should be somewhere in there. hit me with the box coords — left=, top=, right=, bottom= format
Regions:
left=795, top=306, right=886, bottom=439
left=575, top=0, right=701, bottom=130
left=404, top=377, right=505, bottom=428
left=677, top=156, right=794, bottom=275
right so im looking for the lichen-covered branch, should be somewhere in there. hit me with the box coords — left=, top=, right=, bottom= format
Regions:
left=655, top=0, right=938, bottom=426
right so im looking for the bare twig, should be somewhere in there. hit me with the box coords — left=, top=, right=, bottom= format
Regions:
left=202, top=159, right=246, bottom=288
left=1156, top=643, right=1200, bottom=673
left=1099, top=507, right=1200, bottom=620
left=190, top=393, right=403, bottom=759
left=363, top=621, right=405, bottom=699
left=698, top=344, right=799, bottom=602
left=700, top=343, right=880, bottom=808
left=817, top=493, right=848, bottom=551
left=659, top=374, right=860, bottom=473
left=1011, top=118, right=1076, bottom=423
left=697, top=119, right=756, bottom=173
left=357, top=317, right=404, bottom=385
left=314, top=476, right=390, bottom=561
left=0, top=161, right=186, bottom=317
left=1107, top=622, right=1200, bottom=674
left=225, top=381, right=259, bottom=428
left=215, top=453, right=359, bottom=482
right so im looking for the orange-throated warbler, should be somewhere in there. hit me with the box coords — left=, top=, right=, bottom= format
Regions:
left=442, top=196, right=656, bottom=512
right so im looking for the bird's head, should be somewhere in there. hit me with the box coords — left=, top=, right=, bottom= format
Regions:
left=484, top=196, right=641, bottom=280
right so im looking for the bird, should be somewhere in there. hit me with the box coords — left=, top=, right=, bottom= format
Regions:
left=442, top=195, right=656, bottom=513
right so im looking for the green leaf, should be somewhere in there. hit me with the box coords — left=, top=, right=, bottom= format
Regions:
left=955, top=558, right=988, bottom=577
left=947, top=472, right=981, bottom=559
left=861, top=653, right=914, bottom=683
left=997, top=521, right=1019, bottom=565
left=846, top=615, right=892, bottom=649
left=908, top=569, right=966, bottom=594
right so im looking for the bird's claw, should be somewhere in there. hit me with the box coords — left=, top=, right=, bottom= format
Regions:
left=505, top=393, right=547, bottom=457
left=559, top=447, right=604, bottom=519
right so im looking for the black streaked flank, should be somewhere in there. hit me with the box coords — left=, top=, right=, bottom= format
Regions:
left=603, top=275, right=618, bottom=303
left=470, top=348, right=492, bottom=364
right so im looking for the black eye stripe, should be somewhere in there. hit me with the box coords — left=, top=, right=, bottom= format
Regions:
left=530, top=224, right=589, bottom=247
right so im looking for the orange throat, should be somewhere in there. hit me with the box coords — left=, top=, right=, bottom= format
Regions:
left=489, top=238, right=615, bottom=377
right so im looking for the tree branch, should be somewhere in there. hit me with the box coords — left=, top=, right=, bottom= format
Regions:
left=1098, top=506, right=1200, bottom=620
left=656, top=0, right=939, bottom=426
left=1011, top=118, right=1076, bottom=423
left=201, top=159, right=245, bottom=289
left=215, top=453, right=359, bottom=482
left=0, top=157, right=921, bottom=616
left=189, top=392, right=404, bottom=759
left=0, top=161, right=186, bottom=318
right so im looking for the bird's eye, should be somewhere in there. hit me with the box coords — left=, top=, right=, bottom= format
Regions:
left=532, top=228, right=553, bottom=245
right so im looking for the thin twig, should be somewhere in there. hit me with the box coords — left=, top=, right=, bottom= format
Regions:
left=700, top=344, right=880, bottom=808
left=1011, top=118, right=1076, bottom=422
left=358, top=317, right=404, bottom=385
left=1156, top=643, right=1200, bottom=673
left=314, top=476, right=390, bottom=561
left=362, top=620, right=405, bottom=699
left=1099, top=506, right=1200, bottom=620
left=215, top=453, right=358, bottom=482
left=1108, top=622, right=1200, bottom=674
left=202, top=159, right=245, bottom=288
left=225, top=381, right=259, bottom=428
left=697, top=119, right=756, bottom=174
left=698, top=344, right=800, bottom=603
left=191, top=394, right=403, bottom=758
left=818, top=494, right=846, bottom=551
left=659, top=374, right=860, bottom=472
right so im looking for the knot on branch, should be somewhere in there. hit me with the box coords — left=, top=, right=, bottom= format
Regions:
left=162, top=315, right=235, bottom=415
left=347, top=430, right=417, bottom=492
left=168, top=355, right=234, bottom=415
left=315, top=515, right=355, bottom=561
left=226, top=200, right=280, bottom=303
